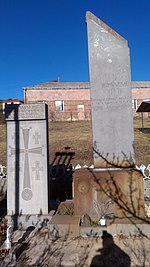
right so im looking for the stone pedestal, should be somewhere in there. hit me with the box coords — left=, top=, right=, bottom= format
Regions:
left=74, top=168, right=145, bottom=220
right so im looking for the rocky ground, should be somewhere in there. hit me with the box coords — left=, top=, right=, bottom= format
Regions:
left=1, top=227, right=150, bottom=267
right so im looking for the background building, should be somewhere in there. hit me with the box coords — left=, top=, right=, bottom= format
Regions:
left=24, top=81, right=150, bottom=121
left=24, top=82, right=91, bottom=121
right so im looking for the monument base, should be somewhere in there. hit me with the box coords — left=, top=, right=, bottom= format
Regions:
left=6, top=213, right=54, bottom=230
left=74, top=168, right=145, bottom=220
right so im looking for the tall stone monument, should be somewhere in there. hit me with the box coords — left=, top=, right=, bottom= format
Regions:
left=6, top=104, right=49, bottom=227
left=74, top=12, right=144, bottom=219
left=86, top=11, right=135, bottom=168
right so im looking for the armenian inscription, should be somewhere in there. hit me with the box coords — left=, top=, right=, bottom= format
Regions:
left=5, top=104, right=46, bottom=121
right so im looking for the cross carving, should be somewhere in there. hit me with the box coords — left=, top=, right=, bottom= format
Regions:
left=9, top=127, right=43, bottom=201
left=33, top=131, right=41, bottom=144
left=32, top=161, right=43, bottom=180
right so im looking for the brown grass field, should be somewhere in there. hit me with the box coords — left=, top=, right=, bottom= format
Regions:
left=0, top=118, right=150, bottom=168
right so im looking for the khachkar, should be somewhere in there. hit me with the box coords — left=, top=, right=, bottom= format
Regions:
left=74, top=12, right=144, bottom=219
left=6, top=104, right=49, bottom=220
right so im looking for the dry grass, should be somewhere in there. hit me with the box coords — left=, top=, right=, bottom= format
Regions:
left=134, top=118, right=150, bottom=166
left=0, top=118, right=150, bottom=167
left=0, top=125, right=6, bottom=167
left=49, top=121, right=93, bottom=166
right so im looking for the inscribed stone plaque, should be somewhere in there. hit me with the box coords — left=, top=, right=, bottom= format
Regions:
left=5, top=103, right=46, bottom=121
left=6, top=104, right=49, bottom=215
left=86, top=12, right=135, bottom=167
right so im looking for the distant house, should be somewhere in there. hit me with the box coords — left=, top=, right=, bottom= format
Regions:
left=0, top=99, right=24, bottom=124
left=24, top=82, right=91, bottom=121
left=131, top=82, right=150, bottom=118
left=23, top=81, right=150, bottom=121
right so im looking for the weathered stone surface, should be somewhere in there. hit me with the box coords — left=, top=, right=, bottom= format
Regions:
left=6, top=104, right=49, bottom=216
left=86, top=11, right=135, bottom=168
left=74, top=168, right=145, bottom=219
left=49, top=214, right=80, bottom=238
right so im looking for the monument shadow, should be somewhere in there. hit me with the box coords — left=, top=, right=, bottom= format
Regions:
left=139, top=127, right=150, bottom=134
left=90, top=231, right=131, bottom=267
left=5, top=104, right=20, bottom=229
left=49, top=150, right=74, bottom=208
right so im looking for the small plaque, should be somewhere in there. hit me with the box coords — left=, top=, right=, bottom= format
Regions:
left=5, top=104, right=46, bottom=121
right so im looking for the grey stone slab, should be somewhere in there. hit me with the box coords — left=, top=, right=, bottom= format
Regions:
left=86, top=12, right=135, bottom=167
left=6, top=104, right=49, bottom=216
left=6, top=215, right=52, bottom=230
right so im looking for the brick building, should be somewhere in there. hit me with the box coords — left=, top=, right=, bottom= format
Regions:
left=132, top=81, right=150, bottom=117
left=24, top=81, right=150, bottom=121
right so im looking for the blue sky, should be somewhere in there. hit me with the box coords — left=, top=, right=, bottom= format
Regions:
left=0, top=0, right=150, bottom=100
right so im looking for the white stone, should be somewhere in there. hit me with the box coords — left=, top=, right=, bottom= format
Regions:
left=6, top=104, right=49, bottom=216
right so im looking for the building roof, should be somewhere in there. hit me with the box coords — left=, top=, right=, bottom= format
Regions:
left=24, top=81, right=90, bottom=90
left=131, top=81, right=150, bottom=88
left=24, top=80, right=150, bottom=90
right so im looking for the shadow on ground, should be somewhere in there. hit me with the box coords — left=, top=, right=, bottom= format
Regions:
left=90, top=230, right=131, bottom=267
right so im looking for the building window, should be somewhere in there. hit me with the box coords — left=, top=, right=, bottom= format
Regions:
left=77, top=105, right=84, bottom=112
left=55, top=100, right=64, bottom=111
left=132, top=100, right=137, bottom=110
